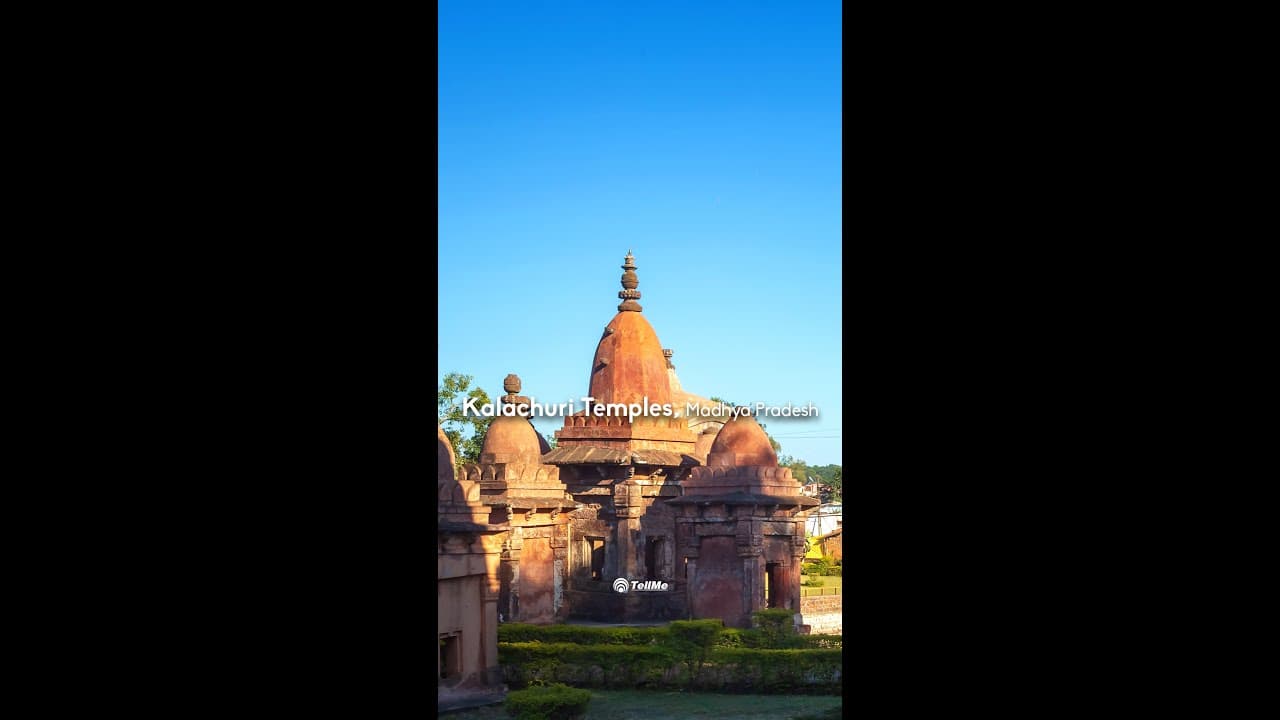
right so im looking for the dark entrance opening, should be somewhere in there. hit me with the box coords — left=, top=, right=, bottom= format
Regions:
left=645, top=537, right=662, bottom=580
left=440, top=634, right=460, bottom=682
left=590, top=538, right=605, bottom=581
left=765, top=563, right=781, bottom=608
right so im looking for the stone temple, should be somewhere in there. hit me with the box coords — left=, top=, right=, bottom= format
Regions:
left=438, top=252, right=819, bottom=690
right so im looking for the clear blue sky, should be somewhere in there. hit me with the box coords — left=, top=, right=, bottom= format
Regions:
left=439, top=1, right=842, bottom=465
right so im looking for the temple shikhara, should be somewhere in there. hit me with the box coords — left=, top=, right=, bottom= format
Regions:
left=438, top=252, right=819, bottom=696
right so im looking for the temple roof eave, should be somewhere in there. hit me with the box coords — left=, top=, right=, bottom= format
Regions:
left=438, top=520, right=509, bottom=534
left=541, top=445, right=704, bottom=467
left=484, top=495, right=579, bottom=511
left=666, top=492, right=820, bottom=507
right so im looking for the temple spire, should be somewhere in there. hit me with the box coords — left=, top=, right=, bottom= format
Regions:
left=617, top=251, right=643, bottom=312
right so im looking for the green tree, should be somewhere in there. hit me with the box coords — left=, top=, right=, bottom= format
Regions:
left=778, top=454, right=812, bottom=487
left=438, top=372, right=494, bottom=465
left=789, top=459, right=810, bottom=484
left=805, top=464, right=842, bottom=494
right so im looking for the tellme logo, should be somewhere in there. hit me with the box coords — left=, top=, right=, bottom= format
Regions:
left=612, top=577, right=670, bottom=593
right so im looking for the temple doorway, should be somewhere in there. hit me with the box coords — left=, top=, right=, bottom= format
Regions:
left=765, top=563, right=781, bottom=608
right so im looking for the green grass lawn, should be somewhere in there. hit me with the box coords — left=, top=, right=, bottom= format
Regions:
left=444, top=690, right=842, bottom=720
left=800, top=575, right=843, bottom=596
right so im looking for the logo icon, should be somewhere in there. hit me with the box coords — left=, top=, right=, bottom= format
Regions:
left=612, top=578, right=670, bottom=593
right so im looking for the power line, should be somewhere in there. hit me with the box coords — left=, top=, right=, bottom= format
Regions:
left=768, top=429, right=841, bottom=437
left=770, top=435, right=841, bottom=439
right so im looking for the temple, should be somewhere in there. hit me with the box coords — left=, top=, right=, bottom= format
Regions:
left=438, top=252, right=820, bottom=702
left=437, top=425, right=505, bottom=691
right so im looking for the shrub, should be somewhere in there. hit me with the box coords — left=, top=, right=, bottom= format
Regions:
left=498, top=641, right=841, bottom=694
left=802, top=558, right=844, bottom=576
left=498, top=623, right=663, bottom=646
left=706, top=648, right=843, bottom=693
left=803, top=558, right=832, bottom=576
left=752, top=609, right=798, bottom=648
left=794, top=634, right=842, bottom=649
left=499, top=642, right=678, bottom=689
left=715, top=627, right=840, bottom=650
left=664, top=619, right=723, bottom=687
left=714, top=627, right=746, bottom=648
left=496, top=621, right=842, bottom=694
left=504, top=683, right=591, bottom=720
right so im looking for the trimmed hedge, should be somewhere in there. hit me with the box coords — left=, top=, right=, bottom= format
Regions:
left=500, top=621, right=841, bottom=650
left=498, top=646, right=841, bottom=694
left=498, top=641, right=841, bottom=694
left=667, top=619, right=723, bottom=689
left=703, top=648, right=842, bottom=693
left=496, top=617, right=839, bottom=650
left=751, top=609, right=800, bottom=649
left=504, top=683, right=591, bottom=720
left=498, top=616, right=841, bottom=694
left=500, top=642, right=678, bottom=690
left=499, top=623, right=663, bottom=646
left=717, top=627, right=841, bottom=649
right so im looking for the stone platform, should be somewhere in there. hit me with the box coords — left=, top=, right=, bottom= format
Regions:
left=438, top=687, right=507, bottom=715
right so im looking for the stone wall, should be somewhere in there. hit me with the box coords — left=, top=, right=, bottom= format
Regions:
left=801, top=595, right=842, bottom=635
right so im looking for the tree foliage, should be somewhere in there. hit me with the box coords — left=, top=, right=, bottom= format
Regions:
left=779, top=456, right=840, bottom=500
left=806, top=464, right=842, bottom=496
left=438, top=372, right=494, bottom=465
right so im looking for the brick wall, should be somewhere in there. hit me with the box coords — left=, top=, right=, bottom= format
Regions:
left=801, top=594, right=842, bottom=635
left=801, top=595, right=841, bottom=614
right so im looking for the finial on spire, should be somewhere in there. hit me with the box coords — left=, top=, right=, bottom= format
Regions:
left=502, top=373, right=530, bottom=406
left=618, top=251, right=642, bottom=312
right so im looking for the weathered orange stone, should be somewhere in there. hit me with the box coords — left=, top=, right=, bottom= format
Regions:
left=706, top=413, right=778, bottom=467
left=480, top=416, right=543, bottom=465
left=437, top=425, right=505, bottom=697
left=588, top=310, right=674, bottom=408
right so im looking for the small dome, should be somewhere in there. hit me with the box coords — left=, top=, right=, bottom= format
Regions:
left=438, top=425, right=457, bottom=485
left=707, top=413, right=778, bottom=467
left=481, top=416, right=543, bottom=463
left=588, top=311, right=673, bottom=407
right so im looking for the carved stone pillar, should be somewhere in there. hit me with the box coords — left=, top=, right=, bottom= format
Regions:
left=614, top=478, right=642, bottom=581
left=739, top=543, right=763, bottom=627
left=479, top=531, right=504, bottom=684
left=791, top=528, right=808, bottom=616
left=551, top=526, right=568, bottom=616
